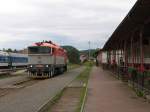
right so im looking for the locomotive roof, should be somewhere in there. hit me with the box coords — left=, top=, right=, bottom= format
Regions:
left=31, top=41, right=66, bottom=51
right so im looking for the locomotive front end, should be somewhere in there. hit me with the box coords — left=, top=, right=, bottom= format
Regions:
left=28, top=46, right=55, bottom=78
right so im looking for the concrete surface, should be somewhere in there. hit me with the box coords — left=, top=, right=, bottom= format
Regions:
left=84, top=66, right=150, bottom=112
left=0, top=67, right=85, bottom=112
left=0, top=75, right=29, bottom=88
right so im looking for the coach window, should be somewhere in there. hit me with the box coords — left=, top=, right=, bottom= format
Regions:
left=0, top=56, right=8, bottom=63
left=0, top=56, right=2, bottom=62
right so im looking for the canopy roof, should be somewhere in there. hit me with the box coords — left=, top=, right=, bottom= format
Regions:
left=103, top=0, right=150, bottom=50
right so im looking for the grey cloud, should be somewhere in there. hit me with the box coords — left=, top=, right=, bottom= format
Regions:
left=0, top=0, right=137, bottom=50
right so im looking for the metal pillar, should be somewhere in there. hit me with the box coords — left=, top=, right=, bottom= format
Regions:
left=140, top=29, right=145, bottom=72
left=131, top=36, right=134, bottom=67
left=139, top=27, right=145, bottom=89
left=124, top=40, right=128, bottom=67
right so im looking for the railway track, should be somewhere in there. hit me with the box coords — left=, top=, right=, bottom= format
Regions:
left=0, top=68, right=27, bottom=74
left=0, top=69, right=13, bottom=75
left=13, top=78, right=40, bottom=88
left=0, top=66, right=85, bottom=112
left=0, top=77, right=41, bottom=98
left=0, top=68, right=26, bottom=71
left=0, top=88, right=17, bottom=97
left=0, top=68, right=27, bottom=79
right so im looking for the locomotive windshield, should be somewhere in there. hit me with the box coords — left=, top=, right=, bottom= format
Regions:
left=28, top=46, right=51, bottom=54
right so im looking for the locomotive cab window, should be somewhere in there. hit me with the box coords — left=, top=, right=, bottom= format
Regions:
left=28, top=46, right=51, bottom=54
left=51, top=48, right=55, bottom=54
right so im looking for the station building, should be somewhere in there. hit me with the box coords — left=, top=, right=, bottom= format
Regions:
left=98, top=0, right=150, bottom=91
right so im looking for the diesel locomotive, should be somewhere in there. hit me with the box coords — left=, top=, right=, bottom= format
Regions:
left=27, top=41, right=68, bottom=78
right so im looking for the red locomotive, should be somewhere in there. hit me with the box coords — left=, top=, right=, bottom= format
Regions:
left=27, top=41, right=68, bottom=78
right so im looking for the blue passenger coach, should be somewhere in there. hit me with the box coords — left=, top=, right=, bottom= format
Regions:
left=0, top=51, right=28, bottom=68
left=0, top=51, right=9, bottom=68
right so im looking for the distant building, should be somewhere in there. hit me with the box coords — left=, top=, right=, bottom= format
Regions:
left=80, top=54, right=88, bottom=63
left=18, top=48, right=28, bottom=54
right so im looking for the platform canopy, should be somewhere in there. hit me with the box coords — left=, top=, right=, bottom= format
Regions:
left=103, top=0, right=150, bottom=50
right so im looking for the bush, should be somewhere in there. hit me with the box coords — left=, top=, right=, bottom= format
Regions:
left=62, top=46, right=80, bottom=64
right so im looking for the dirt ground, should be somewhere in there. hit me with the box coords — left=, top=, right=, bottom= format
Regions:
left=84, top=66, right=150, bottom=112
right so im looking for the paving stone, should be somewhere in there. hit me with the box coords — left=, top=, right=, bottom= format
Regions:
left=84, top=66, right=150, bottom=112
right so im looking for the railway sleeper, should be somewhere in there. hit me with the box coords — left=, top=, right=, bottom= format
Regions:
left=28, top=70, right=54, bottom=78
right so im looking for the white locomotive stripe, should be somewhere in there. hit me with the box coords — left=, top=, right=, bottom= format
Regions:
left=0, top=63, right=8, bottom=66
left=12, top=63, right=27, bottom=66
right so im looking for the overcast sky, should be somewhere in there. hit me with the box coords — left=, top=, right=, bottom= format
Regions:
left=0, top=0, right=137, bottom=50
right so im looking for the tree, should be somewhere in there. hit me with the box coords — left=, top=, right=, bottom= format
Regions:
left=7, top=48, right=13, bottom=52
left=62, top=46, right=80, bottom=64
left=92, top=49, right=100, bottom=58
left=13, top=49, right=18, bottom=53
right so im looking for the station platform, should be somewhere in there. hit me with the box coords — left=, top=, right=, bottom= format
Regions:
left=84, top=66, right=150, bottom=112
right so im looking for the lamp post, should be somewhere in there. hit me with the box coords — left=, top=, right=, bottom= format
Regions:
left=88, top=41, right=91, bottom=60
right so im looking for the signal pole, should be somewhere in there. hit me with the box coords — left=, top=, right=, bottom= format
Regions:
left=88, top=41, right=91, bottom=60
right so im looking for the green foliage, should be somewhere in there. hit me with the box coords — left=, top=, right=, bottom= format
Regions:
left=92, top=49, right=100, bottom=58
left=76, top=64, right=92, bottom=83
left=144, top=71, right=150, bottom=77
left=128, top=67, right=136, bottom=74
left=14, top=49, right=18, bottom=53
left=76, top=87, right=86, bottom=112
left=76, top=64, right=92, bottom=112
left=137, top=72, right=144, bottom=78
left=83, top=61, right=94, bottom=67
left=7, top=48, right=13, bottom=52
left=67, top=63, right=80, bottom=70
left=2, top=48, right=19, bottom=53
left=136, top=90, right=144, bottom=97
left=62, top=46, right=80, bottom=64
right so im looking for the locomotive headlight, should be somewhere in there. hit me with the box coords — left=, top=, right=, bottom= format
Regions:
left=46, top=65, right=49, bottom=67
left=30, top=65, right=33, bottom=68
